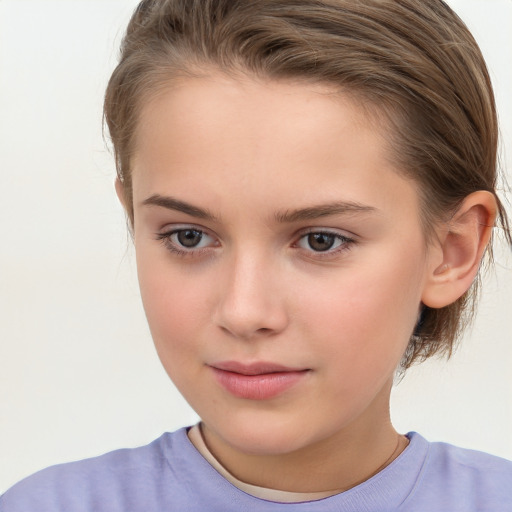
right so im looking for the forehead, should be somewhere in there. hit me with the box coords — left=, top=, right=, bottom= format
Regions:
left=131, top=73, right=421, bottom=224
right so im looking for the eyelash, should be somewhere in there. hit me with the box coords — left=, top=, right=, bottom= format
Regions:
left=294, top=229, right=356, bottom=259
left=156, top=227, right=356, bottom=259
left=156, top=228, right=217, bottom=258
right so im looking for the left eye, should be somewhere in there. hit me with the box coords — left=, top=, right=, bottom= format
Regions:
left=297, top=232, right=349, bottom=252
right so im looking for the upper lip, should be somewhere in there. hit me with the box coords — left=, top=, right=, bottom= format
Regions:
left=210, top=361, right=307, bottom=376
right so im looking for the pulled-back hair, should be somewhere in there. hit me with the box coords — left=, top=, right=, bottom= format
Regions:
left=104, top=0, right=510, bottom=369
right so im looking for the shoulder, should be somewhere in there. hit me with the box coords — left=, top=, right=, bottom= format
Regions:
left=0, top=429, right=192, bottom=512
left=425, top=436, right=512, bottom=481
left=402, top=433, right=512, bottom=511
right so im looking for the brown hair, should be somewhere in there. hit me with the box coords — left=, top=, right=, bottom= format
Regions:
left=104, top=0, right=510, bottom=369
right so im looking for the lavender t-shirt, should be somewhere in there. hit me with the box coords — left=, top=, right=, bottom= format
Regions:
left=1, top=428, right=511, bottom=511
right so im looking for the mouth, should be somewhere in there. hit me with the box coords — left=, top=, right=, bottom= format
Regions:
left=209, top=361, right=310, bottom=400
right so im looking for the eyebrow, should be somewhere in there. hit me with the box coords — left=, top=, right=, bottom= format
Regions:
left=141, top=194, right=377, bottom=223
left=274, top=201, right=378, bottom=223
left=142, top=194, right=217, bottom=221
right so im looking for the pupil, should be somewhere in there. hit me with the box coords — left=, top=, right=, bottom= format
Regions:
left=178, top=230, right=202, bottom=248
left=308, top=233, right=335, bottom=252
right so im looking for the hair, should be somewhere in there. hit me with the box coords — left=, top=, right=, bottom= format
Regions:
left=104, top=0, right=510, bottom=369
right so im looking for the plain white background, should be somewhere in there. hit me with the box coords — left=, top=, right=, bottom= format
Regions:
left=0, top=0, right=511, bottom=493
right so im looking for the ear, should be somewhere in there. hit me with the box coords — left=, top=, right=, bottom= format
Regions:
left=421, top=191, right=497, bottom=309
left=115, top=177, right=126, bottom=209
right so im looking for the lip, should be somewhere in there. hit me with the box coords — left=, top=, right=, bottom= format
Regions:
left=209, top=361, right=310, bottom=400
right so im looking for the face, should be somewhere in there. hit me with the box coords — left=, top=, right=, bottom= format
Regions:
left=129, top=73, right=435, bottom=457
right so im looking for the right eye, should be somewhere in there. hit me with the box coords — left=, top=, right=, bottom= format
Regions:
left=173, top=229, right=207, bottom=248
left=157, top=228, right=217, bottom=255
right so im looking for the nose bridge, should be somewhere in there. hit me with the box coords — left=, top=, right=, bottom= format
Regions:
left=214, top=244, right=288, bottom=339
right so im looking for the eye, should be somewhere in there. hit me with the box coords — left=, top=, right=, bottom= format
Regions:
left=174, top=229, right=207, bottom=248
left=157, top=227, right=217, bottom=255
left=296, top=231, right=353, bottom=253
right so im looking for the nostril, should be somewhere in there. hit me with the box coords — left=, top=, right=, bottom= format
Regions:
left=212, top=272, right=289, bottom=339
left=217, top=320, right=284, bottom=340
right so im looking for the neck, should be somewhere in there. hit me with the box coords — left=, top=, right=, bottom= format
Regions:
left=199, top=386, right=407, bottom=493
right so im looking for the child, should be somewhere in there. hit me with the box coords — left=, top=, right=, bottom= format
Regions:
left=1, top=0, right=511, bottom=510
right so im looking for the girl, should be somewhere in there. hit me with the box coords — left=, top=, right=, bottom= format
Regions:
left=1, top=0, right=511, bottom=510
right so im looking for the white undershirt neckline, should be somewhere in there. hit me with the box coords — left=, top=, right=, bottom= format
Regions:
left=187, top=424, right=341, bottom=503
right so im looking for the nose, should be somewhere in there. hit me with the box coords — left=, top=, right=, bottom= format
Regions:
left=212, top=251, right=289, bottom=340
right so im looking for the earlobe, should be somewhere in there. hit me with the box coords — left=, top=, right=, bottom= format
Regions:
left=421, top=191, right=497, bottom=309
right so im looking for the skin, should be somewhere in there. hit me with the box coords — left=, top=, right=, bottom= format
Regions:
left=121, top=72, right=495, bottom=493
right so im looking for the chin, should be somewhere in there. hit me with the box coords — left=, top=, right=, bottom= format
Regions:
left=204, top=410, right=328, bottom=457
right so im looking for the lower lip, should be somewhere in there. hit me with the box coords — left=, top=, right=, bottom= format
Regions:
left=211, top=368, right=308, bottom=400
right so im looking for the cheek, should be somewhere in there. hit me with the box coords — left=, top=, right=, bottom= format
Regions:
left=136, top=265, right=213, bottom=400
left=135, top=248, right=211, bottom=354
left=296, top=255, right=423, bottom=378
